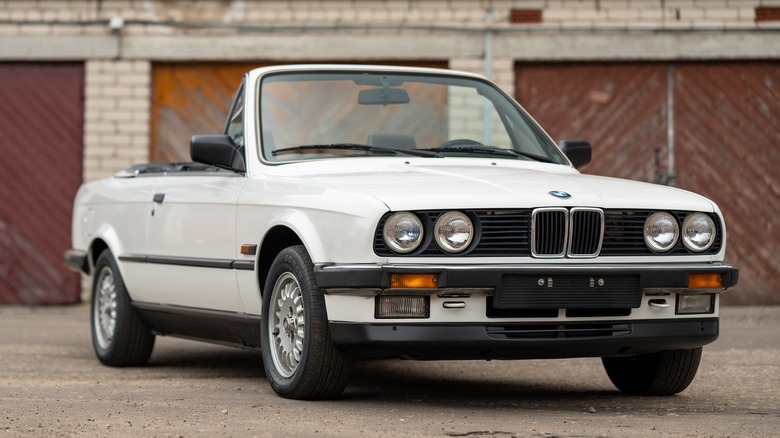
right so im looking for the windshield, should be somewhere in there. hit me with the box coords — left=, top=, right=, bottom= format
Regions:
left=258, top=71, right=568, bottom=165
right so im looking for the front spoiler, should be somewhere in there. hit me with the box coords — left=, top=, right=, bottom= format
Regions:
left=329, top=318, right=719, bottom=360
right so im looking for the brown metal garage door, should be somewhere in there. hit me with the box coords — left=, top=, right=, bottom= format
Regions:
left=0, top=63, right=84, bottom=304
left=151, top=61, right=449, bottom=163
left=516, top=62, right=780, bottom=305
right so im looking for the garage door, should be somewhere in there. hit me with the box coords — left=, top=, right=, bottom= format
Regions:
left=516, top=62, right=780, bottom=305
left=0, top=63, right=84, bottom=304
left=151, top=61, right=449, bottom=163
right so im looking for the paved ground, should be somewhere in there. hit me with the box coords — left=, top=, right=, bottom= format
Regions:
left=0, top=305, right=778, bottom=437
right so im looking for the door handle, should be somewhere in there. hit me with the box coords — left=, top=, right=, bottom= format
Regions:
left=153, top=193, right=165, bottom=203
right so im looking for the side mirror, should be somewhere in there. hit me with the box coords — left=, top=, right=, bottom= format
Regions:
left=559, top=139, right=592, bottom=169
left=191, top=135, right=246, bottom=173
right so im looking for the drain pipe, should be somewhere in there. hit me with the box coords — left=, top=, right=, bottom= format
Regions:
left=666, top=65, right=677, bottom=186
left=482, top=2, right=494, bottom=145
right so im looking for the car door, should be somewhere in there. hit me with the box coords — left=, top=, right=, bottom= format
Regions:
left=134, top=82, right=249, bottom=312
left=141, top=171, right=246, bottom=311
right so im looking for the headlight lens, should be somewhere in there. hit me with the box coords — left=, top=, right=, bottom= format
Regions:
left=434, top=211, right=473, bottom=253
left=682, top=213, right=716, bottom=252
left=383, top=212, right=423, bottom=254
left=644, top=211, right=679, bottom=252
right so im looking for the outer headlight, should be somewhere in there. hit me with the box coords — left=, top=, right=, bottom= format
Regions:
left=434, top=211, right=473, bottom=253
left=383, top=212, right=423, bottom=254
left=644, top=211, right=679, bottom=253
left=682, top=213, right=716, bottom=252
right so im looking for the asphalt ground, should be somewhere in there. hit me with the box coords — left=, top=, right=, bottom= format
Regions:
left=1, top=305, right=778, bottom=437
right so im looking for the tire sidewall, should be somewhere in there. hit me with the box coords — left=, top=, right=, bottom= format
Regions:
left=90, top=250, right=127, bottom=362
left=260, top=248, right=316, bottom=396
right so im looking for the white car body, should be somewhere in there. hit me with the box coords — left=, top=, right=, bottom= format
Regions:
left=66, top=65, right=738, bottom=399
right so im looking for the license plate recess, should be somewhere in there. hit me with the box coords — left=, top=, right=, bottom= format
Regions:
left=493, top=274, right=642, bottom=309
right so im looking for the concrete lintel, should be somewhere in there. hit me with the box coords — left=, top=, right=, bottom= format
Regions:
left=0, top=36, right=118, bottom=60
left=495, top=32, right=780, bottom=61
left=120, top=34, right=484, bottom=61
left=1, top=32, right=778, bottom=62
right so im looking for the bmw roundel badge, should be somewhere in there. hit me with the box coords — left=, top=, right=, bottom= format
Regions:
left=549, top=190, right=571, bottom=199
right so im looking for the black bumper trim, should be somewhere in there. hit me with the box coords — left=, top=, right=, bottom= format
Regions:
left=329, top=318, right=719, bottom=360
left=64, top=249, right=89, bottom=274
left=315, top=263, right=739, bottom=291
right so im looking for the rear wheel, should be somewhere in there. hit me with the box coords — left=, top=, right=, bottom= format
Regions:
left=91, top=250, right=155, bottom=366
left=260, top=245, right=353, bottom=399
left=602, top=348, right=702, bottom=395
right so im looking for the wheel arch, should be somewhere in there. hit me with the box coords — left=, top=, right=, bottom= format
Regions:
left=257, top=225, right=304, bottom=298
left=85, top=223, right=126, bottom=277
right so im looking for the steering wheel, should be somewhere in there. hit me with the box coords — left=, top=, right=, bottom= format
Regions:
left=435, top=138, right=483, bottom=149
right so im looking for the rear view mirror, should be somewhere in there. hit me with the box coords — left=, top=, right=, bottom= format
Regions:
left=559, top=139, right=592, bottom=169
left=358, top=88, right=410, bottom=105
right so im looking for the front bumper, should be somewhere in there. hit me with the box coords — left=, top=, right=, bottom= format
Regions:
left=314, top=262, right=739, bottom=291
left=317, top=262, right=736, bottom=359
left=329, top=318, right=718, bottom=359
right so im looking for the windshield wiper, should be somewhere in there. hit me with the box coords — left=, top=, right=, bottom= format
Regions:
left=418, top=145, right=555, bottom=163
left=272, top=143, right=438, bottom=158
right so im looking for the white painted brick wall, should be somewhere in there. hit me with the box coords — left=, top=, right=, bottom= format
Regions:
left=0, top=0, right=768, bottom=35
left=83, top=60, right=151, bottom=181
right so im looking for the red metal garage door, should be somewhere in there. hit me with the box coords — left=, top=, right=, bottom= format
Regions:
left=673, top=63, right=780, bottom=305
left=0, top=63, right=84, bottom=304
left=151, top=61, right=449, bottom=163
left=516, top=62, right=780, bottom=305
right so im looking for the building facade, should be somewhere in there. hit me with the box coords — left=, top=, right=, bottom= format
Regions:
left=0, top=0, right=778, bottom=303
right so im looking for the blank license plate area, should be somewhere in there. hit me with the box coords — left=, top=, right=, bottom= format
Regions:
left=494, top=274, right=641, bottom=309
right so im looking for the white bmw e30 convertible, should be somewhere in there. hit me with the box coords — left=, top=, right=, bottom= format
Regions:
left=65, top=64, right=738, bottom=400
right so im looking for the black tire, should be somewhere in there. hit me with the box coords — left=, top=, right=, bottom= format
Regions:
left=260, top=245, right=353, bottom=399
left=90, top=249, right=155, bottom=367
left=602, top=347, right=703, bottom=396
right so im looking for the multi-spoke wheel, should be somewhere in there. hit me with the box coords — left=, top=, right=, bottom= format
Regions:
left=93, top=264, right=118, bottom=350
left=90, top=250, right=155, bottom=367
left=260, top=245, right=353, bottom=399
left=268, top=272, right=306, bottom=378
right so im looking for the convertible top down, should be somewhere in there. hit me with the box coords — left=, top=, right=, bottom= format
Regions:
left=66, top=65, right=738, bottom=399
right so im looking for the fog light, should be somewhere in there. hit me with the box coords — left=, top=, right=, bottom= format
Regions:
left=390, top=273, right=438, bottom=289
left=376, top=296, right=429, bottom=319
left=676, top=294, right=714, bottom=314
left=688, top=273, right=722, bottom=289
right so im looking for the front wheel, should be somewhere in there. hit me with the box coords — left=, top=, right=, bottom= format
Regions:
left=91, top=249, right=155, bottom=366
left=260, top=246, right=353, bottom=399
left=602, top=347, right=703, bottom=395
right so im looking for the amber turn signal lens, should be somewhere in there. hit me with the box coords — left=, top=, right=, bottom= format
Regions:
left=688, top=273, right=722, bottom=289
left=390, top=273, right=438, bottom=289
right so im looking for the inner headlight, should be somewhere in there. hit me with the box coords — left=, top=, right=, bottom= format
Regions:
left=434, top=211, right=473, bottom=253
left=644, top=211, right=679, bottom=253
left=682, top=213, right=716, bottom=252
left=383, top=212, right=423, bottom=254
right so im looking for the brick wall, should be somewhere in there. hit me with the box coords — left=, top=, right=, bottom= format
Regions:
left=2, top=1, right=778, bottom=35
left=83, top=60, right=151, bottom=180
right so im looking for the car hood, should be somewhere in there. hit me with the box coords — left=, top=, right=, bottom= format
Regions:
left=262, top=158, right=716, bottom=212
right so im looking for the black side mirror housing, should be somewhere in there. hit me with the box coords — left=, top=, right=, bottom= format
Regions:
left=559, top=139, right=592, bottom=169
left=191, top=135, right=246, bottom=173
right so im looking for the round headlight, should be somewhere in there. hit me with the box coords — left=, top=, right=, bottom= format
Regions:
left=434, top=211, right=473, bottom=253
left=644, top=211, right=679, bottom=253
left=682, top=213, right=716, bottom=252
left=383, top=212, right=423, bottom=254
